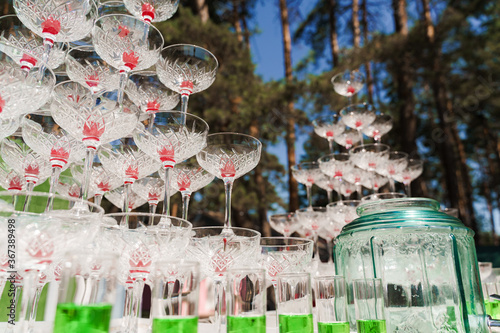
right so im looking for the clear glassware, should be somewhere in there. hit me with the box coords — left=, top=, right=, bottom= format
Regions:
left=0, top=14, right=68, bottom=73
left=317, top=153, right=353, bottom=203
left=13, top=0, right=97, bottom=75
left=22, top=112, right=86, bottom=202
left=349, top=143, right=390, bottom=192
left=92, top=14, right=164, bottom=102
left=362, top=113, right=393, bottom=142
left=0, top=115, right=19, bottom=141
left=97, top=0, right=130, bottom=16
left=393, top=158, right=424, bottom=197
left=132, top=175, right=178, bottom=215
left=55, top=174, right=81, bottom=198
left=331, top=69, right=365, bottom=103
left=343, top=166, right=369, bottom=199
left=65, top=44, right=120, bottom=97
left=377, top=151, right=408, bottom=192
left=98, top=137, right=161, bottom=212
left=196, top=133, right=261, bottom=230
left=0, top=161, right=25, bottom=191
left=134, top=110, right=209, bottom=216
left=312, top=114, right=345, bottom=153
left=51, top=81, right=139, bottom=199
left=365, top=171, right=389, bottom=192
left=361, top=192, right=407, bottom=201
left=332, top=179, right=357, bottom=199
left=105, top=185, right=147, bottom=211
left=340, top=103, right=376, bottom=144
left=327, top=200, right=361, bottom=225
left=156, top=44, right=218, bottom=114
left=169, top=158, right=215, bottom=220
left=314, top=173, right=336, bottom=203
left=187, top=226, right=261, bottom=333
left=313, top=276, right=350, bottom=332
left=333, top=127, right=361, bottom=150
left=295, top=207, right=329, bottom=267
left=123, top=0, right=179, bottom=23
left=0, top=57, right=55, bottom=119
left=268, top=212, right=301, bottom=238
left=71, top=162, right=122, bottom=206
left=291, top=161, right=322, bottom=209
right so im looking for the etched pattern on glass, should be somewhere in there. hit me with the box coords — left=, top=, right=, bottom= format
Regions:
left=123, top=0, right=179, bottom=23
left=0, top=161, right=25, bottom=190
left=66, top=53, right=119, bottom=94
left=291, top=166, right=322, bottom=187
left=126, top=74, right=179, bottom=113
left=71, top=163, right=122, bottom=198
left=333, top=128, right=361, bottom=149
left=105, top=186, right=147, bottom=210
left=169, top=163, right=214, bottom=194
left=0, top=116, right=19, bottom=141
left=132, top=176, right=178, bottom=203
left=14, top=0, right=95, bottom=42
left=350, top=150, right=389, bottom=171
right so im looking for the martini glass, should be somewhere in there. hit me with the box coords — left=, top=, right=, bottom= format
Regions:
left=362, top=114, right=393, bottom=142
left=65, top=44, right=120, bottom=99
left=340, top=103, right=376, bottom=144
left=170, top=158, right=215, bottom=220
left=51, top=81, right=139, bottom=200
left=156, top=44, right=218, bottom=114
left=134, top=111, right=209, bottom=217
left=268, top=212, right=301, bottom=238
left=0, top=15, right=68, bottom=73
left=317, top=153, right=353, bottom=202
left=13, top=0, right=97, bottom=76
left=98, top=137, right=161, bottom=212
left=123, top=0, right=179, bottom=24
left=71, top=163, right=122, bottom=206
left=92, top=14, right=164, bottom=103
left=187, top=226, right=261, bottom=333
left=333, top=127, right=361, bottom=150
left=312, top=114, right=344, bottom=153
left=327, top=200, right=361, bottom=225
left=378, top=151, right=408, bottom=192
left=197, top=133, right=261, bottom=230
left=0, top=58, right=55, bottom=119
left=331, top=69, right=365, bottom=104
left=105, top=185, right=148, bottom=211
left=291, top=162, right=322, bottom=209
left=132, top=175, right=178, bottom=215
left=22, top=112, right=86, bottom=204
left=349, top=143, right=390, bottom=193
left=393, top=158, right=424, bottom=196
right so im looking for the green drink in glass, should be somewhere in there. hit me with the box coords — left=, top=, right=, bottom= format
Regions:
left=53, top=303, right=112, bottom=333
left=227, top=315, right=266, bottom=333
left=486, top=299, right=500, bottom=319
left=152, top=316, right=198, bottom=333
left=318, top=321, right=350, bottom=333
left=356, top=319, right=387, bottom=333
left=279, top=314, right=314, bottom=332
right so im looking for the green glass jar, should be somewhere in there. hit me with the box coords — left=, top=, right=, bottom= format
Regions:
left=334, top=198, right=488, bottom=333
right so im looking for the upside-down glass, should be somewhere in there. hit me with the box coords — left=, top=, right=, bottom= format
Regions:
left=353, top=278, right=387, bottom=333
left=187, top=226, right=261, bottom=333
left=156, top=44, right=218, bottom=114
left=291, top=162, right=322, bottom=209
left=134, top=110, right=209, bottom=216
left=226, top=268, right=267, bottom=333
left=277, top=272, right=314, bottom=333
left=313, top=275, right=350, bottom=333
left=312, top=114, right=345, bottom=153
left=197, top=133, right=261, bottom=230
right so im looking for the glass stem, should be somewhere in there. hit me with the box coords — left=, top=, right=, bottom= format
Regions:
left=121, top=286, right=134, bottom=333
left=328, top=239, right=334, bottom=264
left=148, top=203, right=157, bottom=225
left=214, top=280, right=224, bottom=333
left=328, top=139, right=334, bottom=154
left=327, top=190, right=333, bottom=203
left=23, top=182, right=35, bottom=212
left=147, top=113, right=156, bottom=132
left=18, top=270, right=37, bottom=332
left=117, top=71, right=129, bottom=104
left=405, top=181, right=412, bottom=197
left=356, top=184, right=362, bottom=199
left=162, top=166, right=172, bottom=216
left=45, top=167, right=62, bottom=211
left=181, top=193, right=191, bottom=221
left=130, top=279, right=145, bottom=333
left=37, top=42, right=52, bottom=79
left=389, top=177, right=395, bottom=192
left=358, top=129, right=363, bottom=146
left=28, top=283, right=45, bottom=332
left=273, top=282, right=280, bottom=328
left=123, top=183, right=131, bottom=213
left=224, top=179, right=234, bottom=229
left=181, top=94, right=189, bottom=114
left=94, top=195, right=103, bottom=207
left=313, top=234, right=320, bottom=263
left=306, top=185, right=313, bottom=208
left=337, top=178, right=343, bottom=203
left=81, top=147, right=96, bottom=201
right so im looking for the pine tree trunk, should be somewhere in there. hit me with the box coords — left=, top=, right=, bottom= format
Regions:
left=279, top=0, right=299, bottom=212
left=482, top=117, right=499, bottom=245
left=241, top=0, right=251, bottom=49
left=361, top=0, right=373, bottom=103
left=195, top=0, right=209, bottom=23
left=232, top=0, right=243, bottom=43
left=352, top=0, right=360, bottom=48
left=328, top=0, right=339, bottom=66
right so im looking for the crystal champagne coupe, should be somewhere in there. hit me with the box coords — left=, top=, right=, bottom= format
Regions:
left=0, top=115, right=19, bottom=142
left=156, top=44, right=218, bottom=114
left=295, top=207, right=328, bottom=268
left=0, top=162, right=25, bottom=191
left=105, top=185, right=148, bottom=211
left=98, top=137, right=161, bottom=212
left=0, top=15, right=68, bottom=73
left=187, top=227, right=261, bottom=333
left=132, top=175, right=178, bottom=215
left=327, top=200, right=361, bottom=225
left=71, top=163, right=122, bottom=206
left=170, top=158, right=215, bottom=220
left=134, top=110, right=209, bottom=216
left=340, top=103, right=376, bottom=144
left=13, top=0, right=97, bottom=75
left=291, top=162, right=322, bottom=209
left=349, top=143, right=390, bottom=193
left=51, top=81, right=139, bottom=199
left=312, top=114, right=344, bottom=153
left=197, top=133, right=261, bottom=230
left=92, top=14, right=164, bottom=102
left=318, top=153, right=353, bottom=202
left=378, top=151, right=408, bottom=192
left=22, top=112, right=86, bottom=202
left=268, top=212, right=301, bottom=238
left=123, top=0, right=179, bottom=24
left=55, top=174, right=81, bottom=198
left=343, top=166, right=369, bottom=199
left=393, top=158, right=424, bottom=196
left=333, top=127, right=361, bottom=150
left=362, top=114, right=393, bottom=142
left=314, top=173, right=336, bottom=203
left=331, top=69, right=365, bottom=104
left=366, top=171, right=389, bottom=192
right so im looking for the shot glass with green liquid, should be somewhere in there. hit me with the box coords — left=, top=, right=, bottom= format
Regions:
left=484, top=282, right=500, bottom=320
left=226, top=268, right=267, bottom=333
left=313, top=276, right=350, bottom=333
left=53, top=252, right=118, bottom=333
left=353, top=278, right=387, bottom=333
left=151, top=260, right=200, bottom=333
left=277, top=272, right=314, bottom=333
